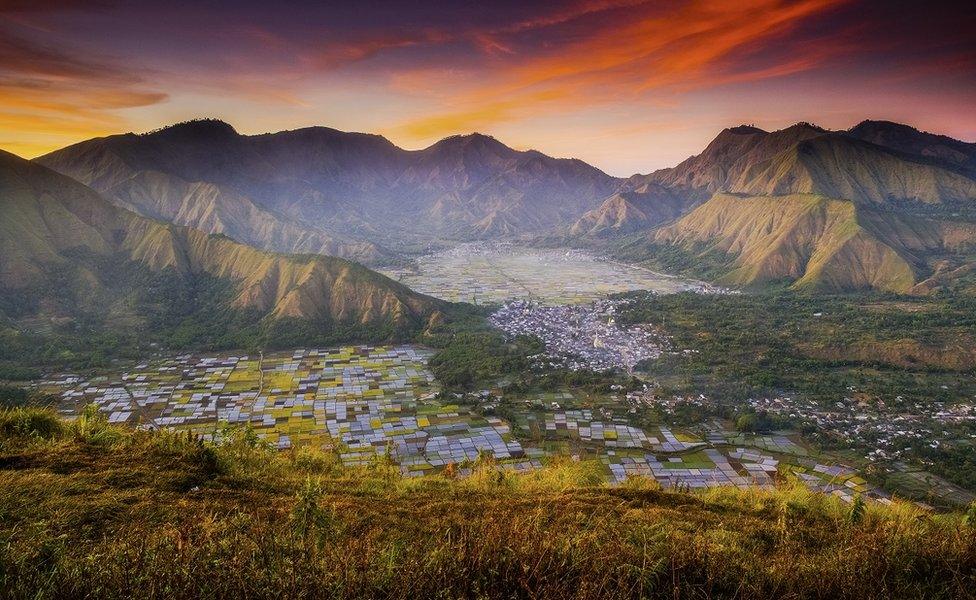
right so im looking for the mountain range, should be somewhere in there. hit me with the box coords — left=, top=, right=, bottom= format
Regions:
left=4, top=116, right=976, bottom=339
left=0, top=150, right=444, bottom=342
left=575, top=121, right=976, bottom=292
left=38, top=120, right=618, bottom=255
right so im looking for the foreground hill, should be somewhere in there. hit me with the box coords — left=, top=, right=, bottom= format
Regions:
left=0, top=408, right=973, bottom=600
left=0, top=150, right=444, bottom=343
left=38, top=120, right=618, bottom=245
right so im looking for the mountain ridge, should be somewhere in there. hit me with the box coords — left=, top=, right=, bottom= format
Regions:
left=38, top=120, right=619, bottom=246
left=32, top=117, right=976, bottom=295
left=0, top=150, right=445, bottom=334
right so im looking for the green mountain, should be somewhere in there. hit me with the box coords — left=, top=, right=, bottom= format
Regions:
left=0, top=150, right=445, bottom=340
left=615, top=123, right=976, bottom=293
left=652, top=193, right=976, bottom=293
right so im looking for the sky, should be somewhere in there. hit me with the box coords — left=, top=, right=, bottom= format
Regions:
left=1, top=0, right=974, bottom=176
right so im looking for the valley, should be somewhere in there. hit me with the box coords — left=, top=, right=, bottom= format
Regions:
left=379, top=242, right=709, bottom=304
left=4, top=3, right=976, bottom=595
left=4, top=117, right=976, bottom=513
left=22, top=247, right=976, bottom=509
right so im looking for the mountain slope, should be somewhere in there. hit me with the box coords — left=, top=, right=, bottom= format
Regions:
left=632, top=124, right=827, bottom=200
left=848, top=120, right=976, bottom=175
left=36, top=121, right=395, bottom=265
left=612, top=122, right=976, bottom=293
left=38, top=121, right=619, bottom=245
left=652, top=193, right=975, bottom=293
left=731, top=135, right=976, bottom=206
left=0, top=150, right=444, bottom=332
left=92, top=169, right=390, bottom=263
left=629, top=123, right=976, bottom=209
left=570, top=184, right=689, bottom=237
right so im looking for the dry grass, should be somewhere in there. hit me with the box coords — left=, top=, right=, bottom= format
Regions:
left=0, top=408, right=973, bottom=599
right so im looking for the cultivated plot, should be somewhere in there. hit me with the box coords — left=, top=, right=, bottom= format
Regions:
left=381, top=243, right=706, bottom=304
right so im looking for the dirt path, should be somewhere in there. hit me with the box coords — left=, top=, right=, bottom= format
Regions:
left=256, top=351, right=265, bottom=397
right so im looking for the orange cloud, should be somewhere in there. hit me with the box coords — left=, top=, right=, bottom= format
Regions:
left=0, top=31, right=166, bottom=157
left=400, top=89, right=571, bottom=139
left=398, top=0, right=849, bottom=139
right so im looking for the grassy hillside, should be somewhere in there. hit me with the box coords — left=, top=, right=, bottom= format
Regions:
left=1, top=407, right=973, bottom=599
left=0, top=150, right=447, bottom=369
left=644, top=193, right=976, bottom=293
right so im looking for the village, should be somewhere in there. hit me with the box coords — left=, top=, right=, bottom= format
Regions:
left=489, top=299, right=667, bottom=371
left=629, top=388, right=976, bottom=506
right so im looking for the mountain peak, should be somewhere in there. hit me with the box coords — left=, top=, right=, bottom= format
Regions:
left=726, top=125, right=766, bottom=135
left=850, top=119, right=914, bottom=133
left=429, top=132, right=511, bottom=152
left=145, top=119, right=239, bottom=140
left=782, top=122, right=827, bottom=135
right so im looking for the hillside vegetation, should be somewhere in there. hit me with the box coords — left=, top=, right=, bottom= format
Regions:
left=615, top=291, right=976, bottom=491
left=0, top=150, right=446, bottom=367
left=0, top=407, right=973, bottom=599
left=649, top=193, right=972, bottom=293
left=594, top=121, right=976, bottom=294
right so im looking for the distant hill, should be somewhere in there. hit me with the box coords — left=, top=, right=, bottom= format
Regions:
left=570, top=185, right=689, bottom=237
left=32, top=117, right=976, bottom=295
left=623, top=122, right=976, bottom=208
left=848, top=120, right=976, bottom=175
left=38, top=120, right=619, bottom=247
left=0, top=150, right=444, bottom=339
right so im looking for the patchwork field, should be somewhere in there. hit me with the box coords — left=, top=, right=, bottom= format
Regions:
left=41, top=346, right=534, bottom=475
left=39, top=345, right=895, bottom=502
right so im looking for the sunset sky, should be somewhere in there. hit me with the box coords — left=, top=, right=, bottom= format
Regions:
left=2, top=0, right=973, bottom=175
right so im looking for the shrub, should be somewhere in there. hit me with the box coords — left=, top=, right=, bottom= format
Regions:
left=0, top=407, right=64, bottom=441
left=71, top=404, right=123, bottom=446
left=964, top=501, right=976, bottom=527
left=0, top=385, right=28, bottom=409
left=848, top=494, right=866, bottom=525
